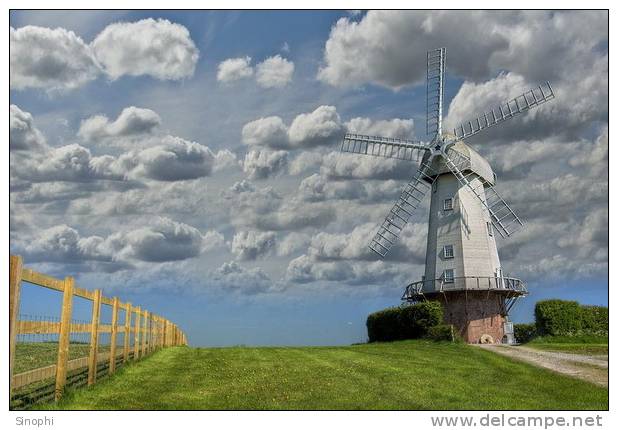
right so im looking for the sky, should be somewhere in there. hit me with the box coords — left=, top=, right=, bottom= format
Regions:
left=9, top=10, right=608, bottom=346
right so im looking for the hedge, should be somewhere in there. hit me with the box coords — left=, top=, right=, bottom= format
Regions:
left=580, top=305, right=609, bottom=334
left=535, top=300, right=608, bottom=336
left=367, top=301, right=443, bottom=342
left=425, top=324, right=459, bottom=342
left=514, top=323, right=536, bottom=343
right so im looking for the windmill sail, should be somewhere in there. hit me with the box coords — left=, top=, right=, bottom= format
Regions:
left=369, top=162, right=437, bottom=258
left=452, top=82, right=555, bottom=141
left=442, top=147, right=524, bottom=238
left=341, top=133, right=429, bottom=161
left=426, top=48, right=446, bottom=139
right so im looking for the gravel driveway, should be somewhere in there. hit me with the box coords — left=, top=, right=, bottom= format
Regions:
left=478, top=344, right=608, bottom=387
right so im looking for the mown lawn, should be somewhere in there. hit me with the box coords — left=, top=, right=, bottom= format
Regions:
left=37, top=341, right=608, bottom=410
left=525, top=335, right=608, bottom=355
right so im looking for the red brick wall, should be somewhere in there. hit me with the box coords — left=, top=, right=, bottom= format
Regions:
left=432, top=291, right=506, bottom=344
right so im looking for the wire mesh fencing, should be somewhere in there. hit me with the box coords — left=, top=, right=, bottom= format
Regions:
left=9, top=255, right=187, bottom=409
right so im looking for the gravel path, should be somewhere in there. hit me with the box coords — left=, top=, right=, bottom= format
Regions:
left=478, top=345, right=608, bottom=387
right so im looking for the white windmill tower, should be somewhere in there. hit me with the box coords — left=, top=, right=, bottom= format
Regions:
left=341, top=48, right=555, bottom=344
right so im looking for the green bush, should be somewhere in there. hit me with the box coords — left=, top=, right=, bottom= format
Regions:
left=425, top=324, right=455, bottom=342
left=534, top=300, right=608, bottom=337
left=513, top=323, right=536, bottom=343
left=366, top=301, right=443, bottom=342
left=580, top=305, right=609, bottom=334
left=535, top=300, right=582, bottom=336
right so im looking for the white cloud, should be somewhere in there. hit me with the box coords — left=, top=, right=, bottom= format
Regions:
left=14, top=143, right=124, bottom=183
left=211, top=261, right=272, bottom=294
left=231, top=231, right=276, bottom=260
left=277, top=232, right=310, bottom=256
left=10, top=105, right=48, bottom=151
left=10, top=26, right=100, bottom=91
left=11, top=18, right=199, bottom=91
left=78, top=106, right=161, bottom=143
left=289, top=152, right=323, bottom=176
left=255, top=55, right=294, bottom=88
left=318, top=11, right=508, bottom=89
left=345, top=117, right=414, bottom=139
left=288, top=105, right=345, bottom=147
left=91, top=18, right=199, bottom=80
left=320, top=151, right=413, bottom=180
left=242, top=105, right=345, bottom=150
left=217, top=56, right=253, bottom=83
left=242, top=149, right=289, bottom=180
left=242, top=116, right=289, bottom=148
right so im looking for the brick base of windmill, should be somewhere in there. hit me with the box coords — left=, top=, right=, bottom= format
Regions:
left=403, top=281, right=526, bottom=344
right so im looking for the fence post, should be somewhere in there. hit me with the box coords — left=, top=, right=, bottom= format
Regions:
left=134, top=306, right=141, bottom=360
left=9, top=255, right=23, bottom=398
left=109, top=297, right=119, bottom=374
left=87, top=289, right=102, bottom=385
left=55, top=276, right=74, bottom=401
left=141, top=310, right=148, bottom=357
left=123, top=303, right=131, bottom=362
left=147, top=313, right=153, bottom=354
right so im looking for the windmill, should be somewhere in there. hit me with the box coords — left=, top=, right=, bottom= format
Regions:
left=341, top=48, right=555, bottom=344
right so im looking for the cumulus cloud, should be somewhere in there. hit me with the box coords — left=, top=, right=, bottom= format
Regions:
left=255, top=55, right=294, bottom=88
left=10, top=26, right=100, bottom=91
left=211, top=261, right=273, bottom=294
left=285, top=254, right=413, bottom=286
left=318, top=11, right=606, bottom=91
left=14, top=143, right=124, bottom=183
left=242, top=116, right=289, bottom=148
left=10, top=105, right=48, bottom=151
left=318, top=11, right=508, bottom=89
left=117, top=137, right=217, bottom=181
left=242, top=149, right=289, bottom=180
left=10, top=19, right=199, bottom=91
left=288, top=105, right=346, bottom=147
left=289, top=152, right=324, bottom=176
left=217, top=56, right=253, bottom=83
left=15, top=217, right=225, bottom=270
left=345, top=117, right=414, bottom=139
left=231, top=231, right=276, bottom=260
left=277, top=232, right=311, bottom=256
left=91, top=18, right=199, bottom=80
left=116, top=217, right=208, bottom=262
left=320, top=151, right=413, bottom=180
left=242, top=105, right=345, bottom=149
left=78, top=106, right=161, bottom=143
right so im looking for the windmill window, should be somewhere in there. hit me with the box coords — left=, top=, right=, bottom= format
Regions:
left=443, top=198, right=453, bottom=211
left=432, top=182, right=437, bottom=193
left=443, top=245, right=454, bottom=259
left=487, top=222, right=494, bottom=237
left=443, top=269, right=455, bottom=283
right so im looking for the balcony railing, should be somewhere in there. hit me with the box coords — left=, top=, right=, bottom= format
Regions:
left=402, top=276, right=527, bottom=301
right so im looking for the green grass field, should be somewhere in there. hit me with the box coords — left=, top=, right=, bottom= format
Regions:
left=35, top=341, right=607, bottom=410
left=525, top=335, right=608, bottom=355
left=14, top=343, right=110, bottom=374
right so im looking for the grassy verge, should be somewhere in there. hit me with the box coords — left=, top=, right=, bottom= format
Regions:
left=35, top=341, right=607, bottom=410
left=525, top=335, right=608, bottom=355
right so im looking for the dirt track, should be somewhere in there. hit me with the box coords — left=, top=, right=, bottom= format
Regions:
left=479, top=345, right=608, bottom=387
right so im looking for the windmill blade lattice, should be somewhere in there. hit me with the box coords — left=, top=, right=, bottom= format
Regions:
left=369, top=162, right=437, bottom=258
left=426, top=47, right=446, bottom=139
left=443, top=147, right=524, bottom=238
left=453, top=82, right=555, bottom=141
left=341, top=133, right=429, bottom=162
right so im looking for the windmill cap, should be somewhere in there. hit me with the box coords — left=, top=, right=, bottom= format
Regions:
left=422, top=140, right=496, bottom=185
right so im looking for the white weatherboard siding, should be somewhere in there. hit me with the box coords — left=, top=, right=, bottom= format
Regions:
left=422, top=156, right=501, bottom=293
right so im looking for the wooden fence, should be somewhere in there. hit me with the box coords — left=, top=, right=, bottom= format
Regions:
left=9, top=255, right=187, bottom=403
